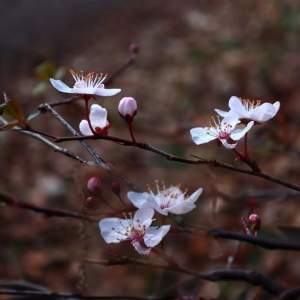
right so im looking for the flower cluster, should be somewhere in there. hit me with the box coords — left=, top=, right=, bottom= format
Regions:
left=50, top=69, right=138, bottom=138
left=190, top=96, right=280, bottom=149
left=99, top=182, right=203, bottom=255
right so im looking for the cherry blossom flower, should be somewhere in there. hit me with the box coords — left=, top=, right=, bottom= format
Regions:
left=128, top=182, right=203, bottom=216
left=215, top=96, right=280, bottom=123
left=99, top=208, right=170, bottom=255
left=50, top=69, right=121, bottom=97
left=190, top=117, right=254, bottom=149
left=79, top=104, right=110, bottom=136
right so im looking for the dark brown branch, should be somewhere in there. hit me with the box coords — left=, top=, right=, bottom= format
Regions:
left=208, top=229, right=300, bottom=251
left=55, top=134, right=300, bottom=192
left=0, top=191, right=94, bottom=222
left=86, top=257, right=284, bottom=296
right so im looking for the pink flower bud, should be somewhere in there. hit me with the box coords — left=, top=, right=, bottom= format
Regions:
left=87, top=176, right=102, bottom=194
left=248, top=213, right=261, bottom=232
left=129, top=43, right=139, bottom=56
left=118, top=97, right=137, bottom=122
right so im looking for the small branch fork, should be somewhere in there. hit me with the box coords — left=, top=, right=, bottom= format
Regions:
left=55, top=134, right=300, bottom=192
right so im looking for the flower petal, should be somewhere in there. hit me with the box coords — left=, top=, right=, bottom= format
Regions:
left=98, top=218, right=131, bottom=243
left=132, top=241, right=151, bottom=255
left=168, top=202, right=196, bottom=214
left=190, top=127, right=217, bottom=145
left=214, top=108, right=230, bottom=118
left=127, top=192, right=154, bottom=209
left=89, top=104, right=108, bottom=129
left=79, top=120, right=93, bottom=136
left=144, top=225, right=171, bottom=248
left=220, top=139, right=238, bottom=149
left=251, top=102, right=280, bottom=122
left=230, top=121, right=254, bottom=141
left=228, top=96, right=247, bottom=117
left=187, top=187, right=203, bottom=204
left=133, top=208, right=154, bottom=230
left=49, top=79, right=73, bottom=93
left=95, top=88, right=121, bottom=97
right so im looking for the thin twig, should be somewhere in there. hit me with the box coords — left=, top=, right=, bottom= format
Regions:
left=279, top=287, right=300, bottom=300
left=55, top=134, right=300, bottom=192
left=208, top=229, right=300, bottom=251
left=0, top=191, right=94, bottom=222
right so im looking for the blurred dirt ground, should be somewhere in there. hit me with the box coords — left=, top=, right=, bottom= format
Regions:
left=0, top=1, right=300, bottom=299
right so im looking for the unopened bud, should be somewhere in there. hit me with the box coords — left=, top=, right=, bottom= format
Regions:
left=118, top=97, right=137, bottom=122
left=84, top=196, right=100, bottom=209
left=129, top=43, right=139, bottom=56
left=111, top=181, right=121, bottom=196
left=248, top=213, right=261, bottom=233
left=87, top=176, right=102, bottom=194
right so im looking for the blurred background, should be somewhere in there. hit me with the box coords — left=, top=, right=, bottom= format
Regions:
left=0, top=0, right=300, bottom=299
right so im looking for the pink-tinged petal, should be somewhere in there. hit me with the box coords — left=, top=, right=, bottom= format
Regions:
left=220, top=139, right=238, bottom=149
left=95, top=88, right=121, bottom=97
left=132, top=241, right=151, bottom=255
left=190, top=127, right=217, bottom=145
left=79, top=120, right=93, bottom=136
left=127, top=192, right=154, bottom=209
left=251, top=102, right=280, bottom=122
left=214, top=108, right=230, bottom=118
left=144, top=225, right=171, bottom=248
left=228, top=96, right=247, bottom=117
left=98, top=218, right=131, bottom=243
left=230, top=121, right=254, bottom=141
left=133, top=208, right=154, bottom=230
left=89, top=104, right=108, bottom=129
left=50, top=79, right=73, bottom=93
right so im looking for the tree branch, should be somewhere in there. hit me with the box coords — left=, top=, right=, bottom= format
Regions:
left=208, top=228, right=300, bottom=251
left=86, top=257, right=284, bottom=296
left=55, top=134, right=300, bottom=192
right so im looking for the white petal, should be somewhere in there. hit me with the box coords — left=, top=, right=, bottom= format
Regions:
left=228, top=96, right=247, bottom=117
left=89, top=104, right=108, bottom=129
left=50, top=79, right=73, bottom=93
left=79, top=120, right=93, bottom=136
left=127, top=192, right=154, bottom=209
left=220, top=139, right=237, bottom=149
left=187, top=187, right=203, bottom=204
left=230, top=121, right=254, bottom=141
left=251, top=102, right=280, bottom=122
left=98, top=218, right=131, bottom=243
left=132, top=241, right=151, bottom=255
left=168, top=202, right=196, bottom=214
left=144, top=225, right=171, bottom=248
left=214, top=108, right=230, bottom=118
left=95, top=88, right=121, bottom=97
left=190, top=127, right=217, bottom=145
left=133, top=208, right=154, bottom=230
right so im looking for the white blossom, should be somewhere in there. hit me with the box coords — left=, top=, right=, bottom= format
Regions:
left=79, top=104, right=109, bottom=136
left=190, top=117, right=254, bottom=149
left=50, top=69, right=121, bottom=97
left=99, top=208, right=170, bottom=255
left=215, top=96, right=280, bottom=123
left=128, top=182, right=203, bottom=216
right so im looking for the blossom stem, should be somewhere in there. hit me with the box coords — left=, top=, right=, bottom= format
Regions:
left=128, top=121, right=136, bottom=143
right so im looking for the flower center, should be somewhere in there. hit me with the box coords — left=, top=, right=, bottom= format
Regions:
left=241, top=98, right=261, bottom=111
left=70, top=69, right=107, bottom=89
